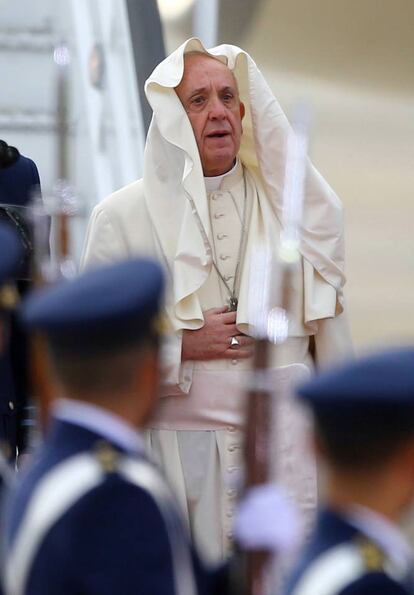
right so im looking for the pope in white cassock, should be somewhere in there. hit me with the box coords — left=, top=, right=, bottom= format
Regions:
left=81, top=38, right=353, bottom=563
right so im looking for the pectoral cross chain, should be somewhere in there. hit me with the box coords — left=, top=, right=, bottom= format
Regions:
left=228, top=295, right=238, bottom=312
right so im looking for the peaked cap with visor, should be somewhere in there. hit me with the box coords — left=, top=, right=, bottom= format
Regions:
left=144, top=38, right=345, bottom=334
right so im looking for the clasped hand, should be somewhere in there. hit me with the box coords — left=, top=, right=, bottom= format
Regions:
left=182, top=306, right=254, bottom=361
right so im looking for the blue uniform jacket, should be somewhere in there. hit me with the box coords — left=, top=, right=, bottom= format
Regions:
left=284, top=508, right=412, bottom=595
left=0, top=155, right=40, bottom=207
left=4, top=419, right=228, bottom=595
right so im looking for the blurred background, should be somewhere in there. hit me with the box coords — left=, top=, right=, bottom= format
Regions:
left=0, top=0, right=413, bottom=351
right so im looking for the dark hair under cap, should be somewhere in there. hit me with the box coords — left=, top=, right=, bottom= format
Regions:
left=21, top=258, right=165, bottom=356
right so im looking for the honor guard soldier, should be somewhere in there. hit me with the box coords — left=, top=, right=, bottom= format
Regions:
left=3, top=257, right=297, bottom=595
left=0, top=143, right=42, bottom=465
left=0, top=222, right=23, bottom=466
left=285, top=349, right=414, bottom=595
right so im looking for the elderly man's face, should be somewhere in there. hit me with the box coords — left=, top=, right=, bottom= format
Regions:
left=175, top=54, right=245, bottom=177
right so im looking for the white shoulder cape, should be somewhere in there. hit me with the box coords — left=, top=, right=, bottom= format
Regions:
left=142, top=38, right=345, bottom=333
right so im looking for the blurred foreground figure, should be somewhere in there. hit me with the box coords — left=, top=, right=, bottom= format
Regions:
left=82, top=38, right=353, bottom=561
left=285, top=349, right=414, bottom=595
left=4, top=259, right=203, bottom=595
left=0, top=142, right=42, bottom=464
left=0, top=223, right=23, bottom=467
left=3, top=258, right=297, bottom=595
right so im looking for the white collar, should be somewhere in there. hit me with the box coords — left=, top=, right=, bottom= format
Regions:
left=347, top=505, right=413, bottom=571
left=204, top=159, right=239, bottom=193
left=53, top=398, right=146, bottom=456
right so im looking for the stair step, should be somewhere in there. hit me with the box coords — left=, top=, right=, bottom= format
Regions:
left=0, top=26, right=56, bottom=52
left=0, top=110, right=75, bottom=133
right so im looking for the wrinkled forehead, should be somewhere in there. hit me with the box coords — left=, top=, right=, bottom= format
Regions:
left=178, top=51, right=239, bottom=93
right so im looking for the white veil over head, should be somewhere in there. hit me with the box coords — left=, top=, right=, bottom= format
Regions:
left=144, top=38, right=345, bottom=333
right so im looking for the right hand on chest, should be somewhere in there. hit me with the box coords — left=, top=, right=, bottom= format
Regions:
left=181, top=306, right=254, bottom=361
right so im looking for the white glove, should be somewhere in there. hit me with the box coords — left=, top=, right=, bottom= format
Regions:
left=234, top=483, right=301, bottom=553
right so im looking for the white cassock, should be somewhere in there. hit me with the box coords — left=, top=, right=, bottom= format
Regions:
left=81, top=39, right=353, bottom=564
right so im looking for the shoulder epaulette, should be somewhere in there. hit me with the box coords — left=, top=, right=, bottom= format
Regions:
left=356, top=537, right=386, bottom=573
left=94, top=441, right=120, bottom=473
left=290, top=537, right=392, bottom=595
